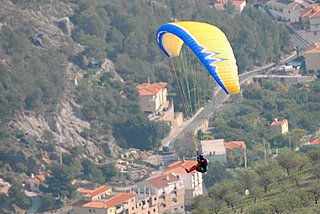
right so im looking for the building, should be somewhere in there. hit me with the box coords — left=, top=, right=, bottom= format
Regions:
left=303, top=41, right=320, bottom=77
left=302, top=137, right=320, bottom=146
left=271, top=118, right=289, bottom=135
left=78, top=185, right=113, bottom=201
left=224, top=141, right=247, bottom=167
left=214, top=0, right=247, bottom=13
left=266, top=0, right=305, bottom=22
left=200, top=139, right=227, bottom=162
left=137, top=173, right=185, bottom=213
left=134, top=194, right=159, bottom=214
left=300, top=6, right=320, bottom=33
left=137, top=82, right=168, bottom=115
left=72, top=192, right=136, bottom=214
left=163, top=160, right=203, bottom=205
left=0, top=178, right=11, bottom=196
left=29, top=174, right=46, bottom=192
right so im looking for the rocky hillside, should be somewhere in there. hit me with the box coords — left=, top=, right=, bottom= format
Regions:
left=0, top=0, right=118, bottom=163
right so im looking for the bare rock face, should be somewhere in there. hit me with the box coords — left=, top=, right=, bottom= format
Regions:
left=101, top=58, right=124, bottom=83
left=3, top=0, right=120, bottom=162
left=10, top=100, right=102, bottom=158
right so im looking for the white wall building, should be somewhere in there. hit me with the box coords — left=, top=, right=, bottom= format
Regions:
left=136, top=82, right=168, bottom=114
left=163, top=160, right=203, bottom=205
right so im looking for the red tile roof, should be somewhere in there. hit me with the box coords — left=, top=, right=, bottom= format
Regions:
left=271, top=119, right=288, bottom=127
left=232, top=0, right=245, bottom=6
left=310, top=138, right=320, bottom=145
left=146, top=173, right=179, bottom=189
left=137, top=82, right=167, bottom=96
left=214, top=0, right=245, bottom=8
left=304, top=42, right=320, bottom=54
left=104, top=193, right=135, bottom=208
left=300, top=6, right=320, bottom=19
left=82, top=185, right=112, bottom=198
left=224, top=141, right=246, bottom=150
left=164, top=160, right=198, bottom=175
left=73, top=193, right=136, bottom=209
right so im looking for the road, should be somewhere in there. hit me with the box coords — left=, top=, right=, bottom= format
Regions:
left=148, top=51, right=297, bottom=169
left=170, top=51, right=297, bottom=144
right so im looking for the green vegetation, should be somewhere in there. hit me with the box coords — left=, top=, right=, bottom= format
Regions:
left=210, top=81, right=320, bottom=165
left=170, top=49, right=215, bottom=116
left=0, top=26, right=67, bottom=138
left=0, top=183, right=32, bottom=213
left=40, top=156, right=119, bottom=204
left=0, top=0, right=293, bottom=151
left=191, top=148, right=320, bottom=213
left=69, top=0, right=293, bottom=117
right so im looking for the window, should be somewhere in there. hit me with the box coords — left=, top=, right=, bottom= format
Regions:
left=154, top=197, right=157, bottom=200
left=89, top=209, right=92, bottom=213
left=314, top=32, right=317, bottom=36
left=93, top=209, right=95, bottom=213
left=181, top=205, right=184, bottom=208
left=154, top=208, right=156, bottom=212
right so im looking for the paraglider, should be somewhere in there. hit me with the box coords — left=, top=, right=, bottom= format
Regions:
left=185, top=153, right=208, bottom=174
left=156, top=21, right=240, bottom=94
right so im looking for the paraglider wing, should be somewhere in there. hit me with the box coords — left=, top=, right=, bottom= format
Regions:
left=156, top=21, right=240, bottom=94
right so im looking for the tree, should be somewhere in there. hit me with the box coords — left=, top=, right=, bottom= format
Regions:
left=39, top=194, right=56, bottom=212
left=114, top=114, right=170, bottom=150
left=208, top=181, right=240, bottom=210
left=8, top=183, right=31, bottom=210
left=276, top=151, right=309, bottom=175
left=236, top=169, right=258, bottom=193
left=0, top=193, right=13, bottom=214
left=190, top=195, right=213, bottom=214
left=99, top=162, right=118, bottom=182
left=204, top=161, right=232, bottom=188
left=254, top=160, right=283, bottom=193
left=307, top=147, right=320, bottom=164
left=81, top=159, right=105, bottom=184
left=248, top=203, right=272, bottom=214
left=43, top=163, right=76, bottom=199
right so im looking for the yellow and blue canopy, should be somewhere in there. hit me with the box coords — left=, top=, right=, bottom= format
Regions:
left=156, top=21, right=240, bottom=94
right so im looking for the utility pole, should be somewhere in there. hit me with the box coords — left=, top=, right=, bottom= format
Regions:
left=59, top=146, right=62, bottom=164
left=288, top=130, right=292, bottom=151
left=288, top=119, right=292, bottom=151
left=243, top=148, right=247, bottom=168
left=263, top=138, right=267, bottom=163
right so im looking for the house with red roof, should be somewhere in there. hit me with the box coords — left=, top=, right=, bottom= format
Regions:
left=78, top=185, right=112, bottom=201
left=224, top=141, right=247, bottom=150
left=163, top=160, right=203, bottom=205
left=298, top=6, right=320, bottom=44
left=300, top=6, right=320, bottom=31
left=137, top=173, right=185, bottom=213
left=214, top=0, right=247, bottom=13
left=72, top=192, right=136, bottom=214
left=303, top=41, right=320, bottom=76
left=271, top=118, right=289, bottom=135
left=224, top=141, right=248, bottom=167
left=136, top=82, right=168, bottom=115
left=302, top=137, right=320, bottom=146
